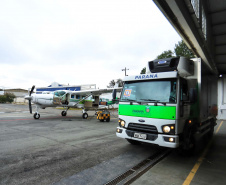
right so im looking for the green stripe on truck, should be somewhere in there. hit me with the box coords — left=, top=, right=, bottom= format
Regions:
left=118, top=104, right=176, bottom=120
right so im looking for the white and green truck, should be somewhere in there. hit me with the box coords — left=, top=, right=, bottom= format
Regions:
left=116, top=57, right=217, bottom=151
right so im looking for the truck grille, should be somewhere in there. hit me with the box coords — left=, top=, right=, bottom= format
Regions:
left=127, top=123, right=158, bottom=134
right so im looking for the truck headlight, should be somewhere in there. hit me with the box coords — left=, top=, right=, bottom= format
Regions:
left=163, top=126, right=170, bottom=133
left=118, top=119, right=126, bottom=127
left=121, top=120, right=125, bottom=127
left=162, top=124, right=175, bottom=134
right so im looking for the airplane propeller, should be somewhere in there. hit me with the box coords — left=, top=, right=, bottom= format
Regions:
left=30, top=85, right=35, bottom=96
left=28, top=85, right=35, bottom=114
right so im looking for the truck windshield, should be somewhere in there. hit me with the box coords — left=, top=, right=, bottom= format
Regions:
left=120, top=79, right=177, bottom=103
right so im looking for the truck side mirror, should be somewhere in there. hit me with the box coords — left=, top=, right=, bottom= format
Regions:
left=189, top=88, right=197, bottom=103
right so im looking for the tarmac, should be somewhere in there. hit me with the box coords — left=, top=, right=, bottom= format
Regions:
left=52, top=119, right=226, bottom=185
left=54, top=119, right=226, bottom=185
left=0, top=104, right=226, bottom=185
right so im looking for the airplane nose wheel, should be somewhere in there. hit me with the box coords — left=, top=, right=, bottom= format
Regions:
left=34, top=113, right=40, bottom=119
left=82, top=113, right=88, bottom=119
left=61, top=111, right=67, bottom=116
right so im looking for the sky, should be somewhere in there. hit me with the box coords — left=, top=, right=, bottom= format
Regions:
left=0, top=0, right=181, bottom=90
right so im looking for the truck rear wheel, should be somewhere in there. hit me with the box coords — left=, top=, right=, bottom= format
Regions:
left=207, top=120, right=215, bottom=138
left=126, top=139, right=141, bottom=145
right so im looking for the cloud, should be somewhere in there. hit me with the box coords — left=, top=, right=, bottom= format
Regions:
left=0, top=0, right=181, bottom=90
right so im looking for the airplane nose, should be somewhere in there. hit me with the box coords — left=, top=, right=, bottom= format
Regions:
left=24, top=95, right=32, bottom=100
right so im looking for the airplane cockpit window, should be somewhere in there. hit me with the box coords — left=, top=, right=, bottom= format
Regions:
left=54, top=91, right=66, bottom=97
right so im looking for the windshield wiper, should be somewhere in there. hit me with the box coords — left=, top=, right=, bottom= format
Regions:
left=140, top=99, right=159, bottom=102
left=122, top=98, right=136, bottom=102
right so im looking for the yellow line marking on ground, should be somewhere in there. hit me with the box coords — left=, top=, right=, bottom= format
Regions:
left=183, top=121, right=223, bottom=185
left=216, top=121, right=223, bottom=134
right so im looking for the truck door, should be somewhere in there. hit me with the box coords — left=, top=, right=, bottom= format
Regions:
left=177, top=78, right=190, bottom=133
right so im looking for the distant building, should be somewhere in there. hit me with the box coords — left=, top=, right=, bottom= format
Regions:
left=1, top=88, right=28, bottom=104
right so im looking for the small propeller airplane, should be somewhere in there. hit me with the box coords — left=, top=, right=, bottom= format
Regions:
left=24, top=85, right=121, bottom=119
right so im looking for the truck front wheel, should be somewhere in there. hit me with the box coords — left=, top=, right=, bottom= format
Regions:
left=177, top=124, right=196, bottom=156
left=126, top=139, right=141, bottom=145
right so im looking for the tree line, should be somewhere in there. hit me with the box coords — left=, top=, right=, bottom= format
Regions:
left=108, top=40, right=195, bottom=87
left=0, top=93, right=16, bottom=103
left=140, top=40, right=194, bottom=74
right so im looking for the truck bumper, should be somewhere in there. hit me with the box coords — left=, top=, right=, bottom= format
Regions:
left=116, top=127, right=179, bottom=148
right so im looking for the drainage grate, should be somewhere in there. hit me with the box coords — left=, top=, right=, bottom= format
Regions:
left=104, top=170, right=134, bottom=185
left=124, top=149, right=171, bottom=185
left=104, top=148, right=171, bottom=185
left=131, top=159, right=150, bottom=171
left=131, top=149, right=163, bottom=171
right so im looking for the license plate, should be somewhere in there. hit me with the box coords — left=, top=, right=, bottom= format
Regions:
left=134, top=133, right=147, bottom=140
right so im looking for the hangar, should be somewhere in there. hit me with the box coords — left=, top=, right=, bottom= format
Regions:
left=153, top=0, right=226, bottom=119
left=0, top=87, right=27, bottom=104
left=35, top=82, right=96, bottom=94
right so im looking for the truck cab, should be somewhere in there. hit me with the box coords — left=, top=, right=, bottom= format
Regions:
left=116, top=57, right=217, bottom=150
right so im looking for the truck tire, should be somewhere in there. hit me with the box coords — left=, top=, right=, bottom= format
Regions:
left=207, top=120, right=215, bottom=138
left=126, top=139, right=141, bottom=145
left=177, top=124, right=196, bottom=156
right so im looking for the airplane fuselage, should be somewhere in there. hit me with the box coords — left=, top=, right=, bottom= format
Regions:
left=30, top=93, right=85, bottom=109
left=25, top=87, right=121, bottom=119
left=31, top=94, right=56, bottom=108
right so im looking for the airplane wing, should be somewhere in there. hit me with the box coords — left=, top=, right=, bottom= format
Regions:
left=69, top=87, right=122, bottom=96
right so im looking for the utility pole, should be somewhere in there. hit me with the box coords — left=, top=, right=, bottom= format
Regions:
left=122, top=67, right=129, bottom=76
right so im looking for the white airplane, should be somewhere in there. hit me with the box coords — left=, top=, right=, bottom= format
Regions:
left=25, top=85, right=121, bottom=119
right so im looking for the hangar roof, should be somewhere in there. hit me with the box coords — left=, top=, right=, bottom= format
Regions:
left=153, top=0, right=226, bottom=75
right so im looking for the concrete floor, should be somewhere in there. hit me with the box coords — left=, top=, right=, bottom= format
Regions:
left=132, top=120, right=226, bottom=185
left=0, top=104, right=225, bottom=185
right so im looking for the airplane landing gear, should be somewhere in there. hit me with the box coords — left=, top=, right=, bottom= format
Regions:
left=33, top=105, right=40, bottom=119
left=82, top=108, right=88, bottom=119
left=34, top=113, right=40, bottom=119
left=61, top=111, right=67, bottom=116
left=83, top=113, right=88, bottom=119
left=61, top=107, right=69, bottom=117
